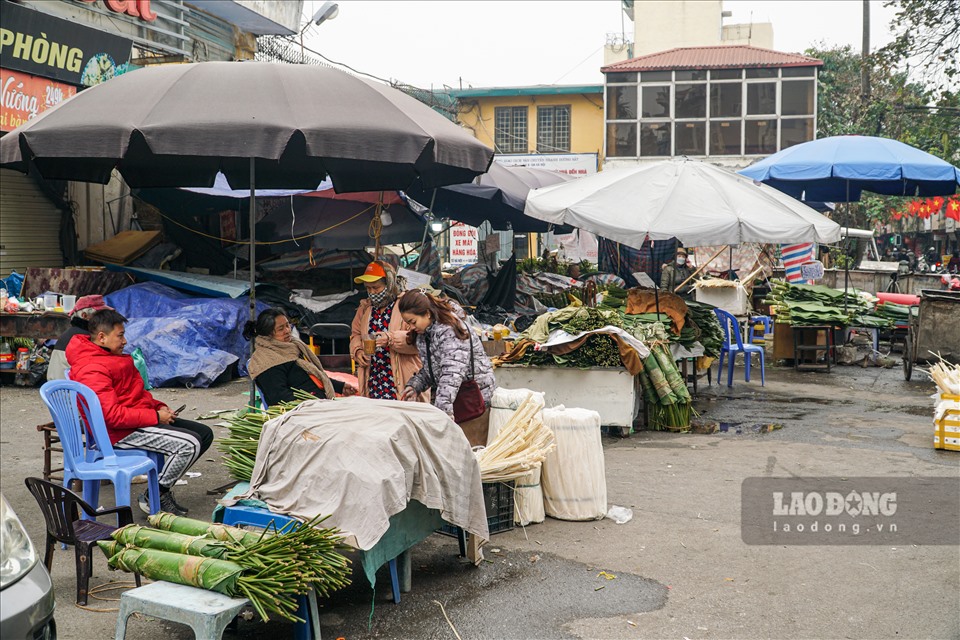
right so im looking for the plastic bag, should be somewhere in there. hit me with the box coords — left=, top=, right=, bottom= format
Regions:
left=2, top=271, right=24, bottom=298
left=131, top=347, right=153, bottom=390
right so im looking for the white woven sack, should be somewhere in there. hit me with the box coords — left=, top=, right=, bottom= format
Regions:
left=487, top=387, right=546, bottom=446
left=514, top=466, right=545, bottom=525
left=541, top=405, right=606, bottom=521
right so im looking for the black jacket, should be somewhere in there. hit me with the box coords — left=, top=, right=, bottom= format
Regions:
left=255, top=361, right=344, bottom=406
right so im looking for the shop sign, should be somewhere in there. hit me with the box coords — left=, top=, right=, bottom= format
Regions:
left=77, top=0, right=158, bottom=22
left=494, top=153, right=599, bottom=176
left=1, top=68, right=77, bottom=132
left=449, top=222, right=479, bottom=267
left=0, top=2, right=133, bottom=87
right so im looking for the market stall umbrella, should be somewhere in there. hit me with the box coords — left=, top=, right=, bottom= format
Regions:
left=524, top=157, right=842, bottom=250
left=404, top=162, right=575, bottom=232
left=737, top=135, right=960, bottom=202
left=0, top=61, right=493, bottom=396
left=0, top=61, right=493, bottom=191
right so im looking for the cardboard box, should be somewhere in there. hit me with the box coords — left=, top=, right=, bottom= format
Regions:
left=482, top=339, right=506, bottom=357
left=695, top=283, right=749, bottom=316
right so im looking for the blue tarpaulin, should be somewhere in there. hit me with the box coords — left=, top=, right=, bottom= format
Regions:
left=105, top=282, right=268, bottom=388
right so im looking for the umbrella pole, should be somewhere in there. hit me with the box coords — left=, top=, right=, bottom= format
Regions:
left=415, top=188, right=438, bottom=271
left=843, top=181, right=850, bottom=314
left=249, top=157, right=257, bottom=407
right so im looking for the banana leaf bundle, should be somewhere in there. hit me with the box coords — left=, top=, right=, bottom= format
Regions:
left=637, top=344, right=694, bottom=431
left=102, top=512, right=352, bottom=622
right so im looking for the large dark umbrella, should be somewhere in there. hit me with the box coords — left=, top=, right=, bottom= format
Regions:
left=1, top=61, right=493, bottom=396
left=739, top=135, right=960, bottom=309
left=405, top=162, right=575, bottom=232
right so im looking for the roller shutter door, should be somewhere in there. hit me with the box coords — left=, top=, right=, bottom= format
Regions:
left=0, top=169, right=64, bottom=273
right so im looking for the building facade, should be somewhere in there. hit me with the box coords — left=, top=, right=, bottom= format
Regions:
left=602, top=45, right=822, bottom=169
left=0, top=0, right=301, bottom=273
left=605, top=0, right=774, bottom=66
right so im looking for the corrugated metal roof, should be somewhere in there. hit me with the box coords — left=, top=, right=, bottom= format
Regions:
left=450, top=85, right=603, bottom=98
left=602, top=45, right=822, bottom=73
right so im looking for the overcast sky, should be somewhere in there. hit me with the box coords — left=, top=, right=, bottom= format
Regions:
left=301, top=1, right=900, bottom=89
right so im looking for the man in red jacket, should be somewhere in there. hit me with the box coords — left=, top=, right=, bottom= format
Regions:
left=66, top=309, right=212, bottom=516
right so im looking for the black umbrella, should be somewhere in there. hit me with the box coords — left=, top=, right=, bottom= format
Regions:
left=1, top=61, right=493, bottom=396
left=405, top=162, right=575, bottom=232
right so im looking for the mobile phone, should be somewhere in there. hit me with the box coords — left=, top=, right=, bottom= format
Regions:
left=173, top=404, right=186, bottom=416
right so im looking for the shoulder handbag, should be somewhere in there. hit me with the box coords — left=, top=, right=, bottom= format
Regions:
left=425, top=329, right=486, bottom=424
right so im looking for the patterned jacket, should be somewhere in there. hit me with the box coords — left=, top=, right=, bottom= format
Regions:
left=406, top=319, right=496, bottom=419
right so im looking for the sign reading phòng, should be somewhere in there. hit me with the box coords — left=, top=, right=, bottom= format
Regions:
left=1, top=68, right=77, bottom=132
left=0, top=2, right=133, bottom=86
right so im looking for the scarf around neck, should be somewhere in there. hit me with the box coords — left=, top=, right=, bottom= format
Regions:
left=248, top=335, right=335, bottom=399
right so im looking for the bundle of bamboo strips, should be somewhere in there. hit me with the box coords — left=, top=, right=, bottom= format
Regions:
left=928, top=356, right=960, bottom=395
left=476, top=394, right=556, bottom=483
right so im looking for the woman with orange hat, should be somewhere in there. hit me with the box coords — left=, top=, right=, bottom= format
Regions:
left=349, top=261, right=428, bottom=401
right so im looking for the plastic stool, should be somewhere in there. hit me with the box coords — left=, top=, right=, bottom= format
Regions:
left=115, top=581, right=249, bottom=640
left=749, top=315, right=771, bottom=344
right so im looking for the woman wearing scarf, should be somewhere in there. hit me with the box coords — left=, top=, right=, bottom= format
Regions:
left=245, top=309, right=356, bottom=406
left=349, top=261, right=428, bottom=401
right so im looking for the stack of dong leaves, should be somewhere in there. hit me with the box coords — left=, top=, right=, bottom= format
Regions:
left=764, top=279, right=891, bottom=328
left=98, top=512, right=351, bottom=622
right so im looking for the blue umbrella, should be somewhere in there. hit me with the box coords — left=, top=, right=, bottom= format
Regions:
left=738, top=135, right=960, bottom=202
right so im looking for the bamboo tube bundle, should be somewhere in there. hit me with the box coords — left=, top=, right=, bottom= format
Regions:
left=476, top=394, right=556, bottom=483
left=101, top=512, right=353, bottom=621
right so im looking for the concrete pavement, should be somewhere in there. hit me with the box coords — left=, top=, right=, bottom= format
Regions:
left=0, top=363, right=956, bottom=639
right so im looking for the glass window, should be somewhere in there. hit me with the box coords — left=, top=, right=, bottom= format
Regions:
left=641, top=71, right=672, bottom=82
left=605, top=72, right=637, bottom=83
left=710, top=83, right=742, bottom=117
left=710, top=120, right=741, bottom=155
left=640, top=122, right=671, bottom=156
left=641, top=85, right=671, bottom=118
left=494, top=106, right=528, bottom=154
left=745, top=120, right=777, bottom=154
left=712, top=69, right=742, bottom=80
left=781, top=80, right=814, bottom=115
left=606, top=123, right=637, bottom=157
left=537, top=105, right=571, bottom=152
left=674, top=121, right=706, bottom=155
left=606, top=85, right=637, bottom=120
left=781, top=118, right=815, bottom=149
left=747, top=83, right=776, bottom=115
left=782, top=67, right=815, bottom=78
left=746, top=68, right=777, bottom=78
left=674, top=83, right=706, bottom=118
left=675, top=70, right=707, bottom=81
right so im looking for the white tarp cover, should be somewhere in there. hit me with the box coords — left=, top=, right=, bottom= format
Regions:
left=524, top=158, right=842, bottom=249
left=236, top=397, right=490, bottom=550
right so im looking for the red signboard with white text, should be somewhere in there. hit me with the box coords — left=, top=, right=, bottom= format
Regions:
left=1, top=68, right=77, bottom=132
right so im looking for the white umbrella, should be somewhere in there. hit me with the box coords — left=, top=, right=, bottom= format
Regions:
left=524, top=158, right=841, bottom=249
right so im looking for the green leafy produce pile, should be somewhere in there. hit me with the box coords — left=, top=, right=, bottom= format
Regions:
left=684, top=301, right=723, bottom=358
left=763, top=279, right=891, bottom=328
left=637, top=343, right=694, bottom=431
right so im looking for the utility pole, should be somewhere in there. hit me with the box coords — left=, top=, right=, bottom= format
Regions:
left=861, top=0, right=871, bottom=105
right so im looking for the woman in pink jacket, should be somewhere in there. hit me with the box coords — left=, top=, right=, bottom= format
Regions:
left=349, top=261, right=428, bottom=402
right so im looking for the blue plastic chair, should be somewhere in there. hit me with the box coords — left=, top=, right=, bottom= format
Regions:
left=39, top=380, right=161, bottom=518
left=714, top=308, right=765, bottom=387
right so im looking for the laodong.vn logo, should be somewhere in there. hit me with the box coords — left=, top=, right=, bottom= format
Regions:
left=742, top=477, right=958, bottom=545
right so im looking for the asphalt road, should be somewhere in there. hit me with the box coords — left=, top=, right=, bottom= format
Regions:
left=1, top=362, right=957, bottom=640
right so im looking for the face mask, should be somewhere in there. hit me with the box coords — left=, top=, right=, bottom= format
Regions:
left=676, top=257, right=687, bottom=266
left=369, top=289, right=393, bottom=308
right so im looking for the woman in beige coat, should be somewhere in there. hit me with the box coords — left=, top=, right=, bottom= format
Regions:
left=349, top=261, right=429, bottom=401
